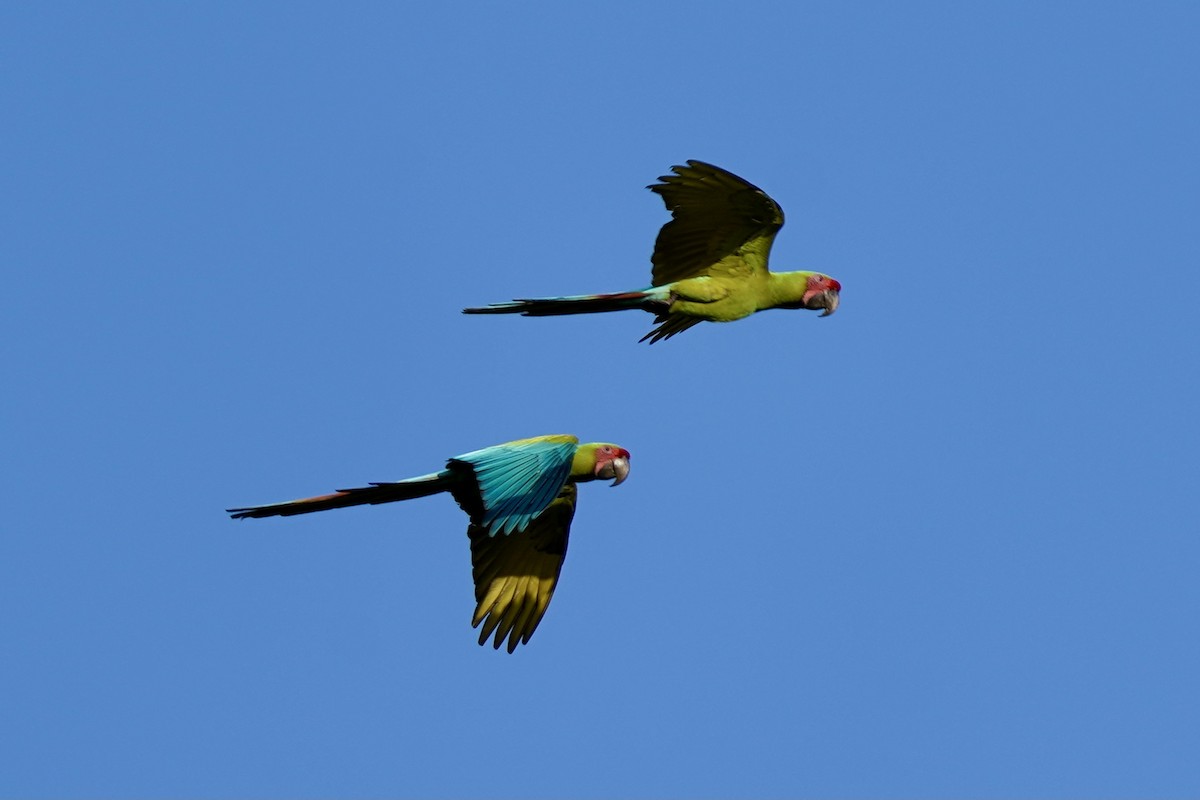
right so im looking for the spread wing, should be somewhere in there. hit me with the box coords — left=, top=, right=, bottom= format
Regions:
left=469, top=483, right=575, bottom=652
left=647, top=160, right=785, bottom=286
left=449, top=435, right=578, bottom=536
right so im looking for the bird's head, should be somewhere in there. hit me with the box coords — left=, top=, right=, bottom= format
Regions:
left=802, top=273, right=841, bottom=316
left=574, top=443, right=631, bottom=486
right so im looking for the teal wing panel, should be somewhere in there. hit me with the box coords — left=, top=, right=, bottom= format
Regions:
left=450, top=438, right=577, bottom=536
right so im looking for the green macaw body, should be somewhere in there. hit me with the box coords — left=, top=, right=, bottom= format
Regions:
left=464, top=160, right=841, bottom=342
left=228, top=434, right=631, bottom=652
left=666, top=269, right=825, bottom=321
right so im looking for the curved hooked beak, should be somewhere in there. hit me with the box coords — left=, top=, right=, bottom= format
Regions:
left=818, top=289, right=840, bottom=317
left=595, top=456, right=630, bottom=487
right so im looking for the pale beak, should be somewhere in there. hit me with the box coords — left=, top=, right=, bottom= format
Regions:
left=596, top=456, right=630, bottom=487
left=818, top=289, right=840, bottom=317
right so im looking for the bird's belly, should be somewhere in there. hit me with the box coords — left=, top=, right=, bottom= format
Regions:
left=667, top=277, right=759, bottom=321
left=670, top=293, right=757, bottom=322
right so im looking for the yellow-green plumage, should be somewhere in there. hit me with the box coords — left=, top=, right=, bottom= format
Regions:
left=463, top=160, right=841, bottom=342
left=470, top=483, right=575, bottom=653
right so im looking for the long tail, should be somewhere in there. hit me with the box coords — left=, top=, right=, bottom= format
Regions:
left=462, top=288, right=666, bottom=317
left=228, top=471, right=455, bottom=519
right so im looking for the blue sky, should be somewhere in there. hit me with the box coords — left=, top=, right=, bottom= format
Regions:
left=3, top=2, right=1198, bottom=796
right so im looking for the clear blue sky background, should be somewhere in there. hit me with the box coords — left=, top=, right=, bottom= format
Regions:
left=3, top=2, right=1198, bottom=797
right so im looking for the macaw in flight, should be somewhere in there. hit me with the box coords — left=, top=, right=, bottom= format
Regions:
left=463, top=160, right=841, bottom=343
left=227, top=435, right=631, bottom=653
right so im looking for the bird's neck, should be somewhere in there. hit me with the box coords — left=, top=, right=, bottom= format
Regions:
left=570, top=447, right=597, bottom=481
left=767, top=271, right=818, bottom=308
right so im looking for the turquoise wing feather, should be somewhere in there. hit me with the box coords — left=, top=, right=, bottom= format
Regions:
left=451, top=436, right=578, bottom=536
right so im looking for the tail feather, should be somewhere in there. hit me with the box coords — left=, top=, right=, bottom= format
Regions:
left=463, top=289, right=661, bottom=317
left=640, top=312, right=702, bottom=344
left=228, top=471, right=454, bottom=519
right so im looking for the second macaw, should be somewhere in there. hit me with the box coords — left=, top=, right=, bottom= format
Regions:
left=227, top=434, right=631, bottom=652
left=463, top=160, right=841, bottom=343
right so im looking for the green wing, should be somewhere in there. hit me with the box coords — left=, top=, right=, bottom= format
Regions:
left=469, top=483, right=576, bottom=652
left=647, top=160, right=786, bottom=286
